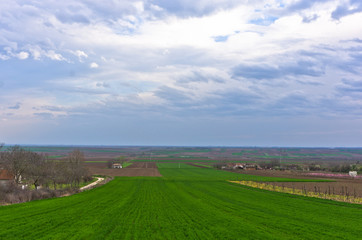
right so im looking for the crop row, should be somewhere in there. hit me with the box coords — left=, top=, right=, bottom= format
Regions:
left=231, top=181, right=362, bottom=204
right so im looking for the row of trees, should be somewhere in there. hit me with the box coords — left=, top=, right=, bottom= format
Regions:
left=0, top=145, right=91, bottom=190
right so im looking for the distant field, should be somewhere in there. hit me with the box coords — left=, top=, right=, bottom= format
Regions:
left=1, top=164, right=360, bottom=239
left=3, top=146, right=362, bottom=164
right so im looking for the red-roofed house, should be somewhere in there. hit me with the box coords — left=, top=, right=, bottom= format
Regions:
left=0, top=169, right=14, bottom=186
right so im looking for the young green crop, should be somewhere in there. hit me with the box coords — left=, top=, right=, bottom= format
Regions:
left=157, top=163, right=330, bottom=182
left=1, top=164, right=360, bottom=240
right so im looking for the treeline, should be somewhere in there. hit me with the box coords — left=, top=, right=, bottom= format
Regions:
left=0, top=145, right=91, bottom=190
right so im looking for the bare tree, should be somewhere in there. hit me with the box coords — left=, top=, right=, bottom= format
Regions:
left=117, top=156, right=127, bottom=167
left=24, top=153, right=48, bottom=190
left=0, top=143, right=4, bottom=165
left=66, top=149, right=89, bottom=187
left=2, top=146, right=30, bottom=184
left=107, top=160, right=114, bottom=169
left=47, top=160, right=67, bottom=190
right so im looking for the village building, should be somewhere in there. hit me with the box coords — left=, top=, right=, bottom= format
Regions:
left=349, top=171, right=357, bottom=178
left=0, top=169, right=14, bottom=186
left=112, top=163, right=122, bottom=169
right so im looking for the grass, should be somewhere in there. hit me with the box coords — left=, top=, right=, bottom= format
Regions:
left=157, top=163, right=330, bottom=182
left=191, top=163, right=213, bottom=168
left=1, top=163, right=359, bottom=240
left=122, top=162, right=133, bottom=168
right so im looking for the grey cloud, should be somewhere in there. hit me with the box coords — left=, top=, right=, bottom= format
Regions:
left=285, top=0, right=330, bottom=12
left=275, top=93, right=310, bottom=108
left=350, top=53, right=362, bottom=62
left=232, top=64, right=280, bottom=79
left=177, top=71, right=225, bottom=84
left=352, top=38, right=362, bottom=43
left=56, top=12, right=90, bottom=24
left=34, top=105, right=66, bottom=112
left=337, top=53, right=362, bottom=74
left=332, top=0, right=362, bottom=20
left=337, top=79, right=362, bottom=93
left=342, top=78, right=362, bottom=88
left=96, top=82, right=110, bottom=88
left=264, top=93, right=318, bottom=117
left=302, top=14, right=319, bottom=23
left=212, top=90, right=262, bottom=108
left=232, top=60, right=325, bottom=80
left=8, top=102, right=21, bottom=110
left=33, top=112, right=54, bottom=119
left=154, top=86, right=192, bottom=107
left=151, top=0, right=242, bottom=17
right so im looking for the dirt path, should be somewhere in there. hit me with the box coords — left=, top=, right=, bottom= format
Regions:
left=80, top=177, right=104, bottom=191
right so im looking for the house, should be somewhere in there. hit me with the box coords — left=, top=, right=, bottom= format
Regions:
left=349, top=171, right=357, bottom=178
left=233, top=164, right=245, bottom=169
left=0, top=169, right=14, bottom=186
left=112, top=163, right=122, bottom=169
left=244, top=164, right=259, bottom=170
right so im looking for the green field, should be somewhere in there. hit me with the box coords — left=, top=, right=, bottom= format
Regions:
left=0, top=164, right=360, bottom=239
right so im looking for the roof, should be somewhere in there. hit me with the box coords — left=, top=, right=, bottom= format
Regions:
left=0, top=169, right=14, bottom=180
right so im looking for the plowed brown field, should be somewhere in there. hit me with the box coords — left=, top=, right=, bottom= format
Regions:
left=87, top=162, right=161, bottom=177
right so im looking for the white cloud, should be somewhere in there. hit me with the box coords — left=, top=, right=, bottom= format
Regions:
left=73, top=50, right=88, bottom=62
left=16, top=51, right=29, bottom=60
left=90, top=62, right=99, bottom=68
left=45, top=50, right=66, bottom=61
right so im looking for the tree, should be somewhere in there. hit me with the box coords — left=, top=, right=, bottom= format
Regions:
left=2, top=146, right=30, bottom=184
left=65, top=149, right=89, bottom=187
left=47, top=160, right=67, bottom=190
left=117, top=156, right=127, bottom=167
left=107, top=160, right=114, bottom=169
left=24, top=153, right=48, bottom=190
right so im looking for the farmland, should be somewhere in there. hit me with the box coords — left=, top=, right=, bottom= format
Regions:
left=1, top=163, right=361, bottom=239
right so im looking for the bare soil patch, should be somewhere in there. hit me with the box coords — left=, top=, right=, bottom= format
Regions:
left=87, top=161, right=161, bottom=177
left=126, top=162, right=158, bottom=168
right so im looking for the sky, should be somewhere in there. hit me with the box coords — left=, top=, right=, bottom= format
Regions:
left=0, top=0, right=362, bottom=147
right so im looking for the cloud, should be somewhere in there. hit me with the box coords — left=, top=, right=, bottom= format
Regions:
left=17, top=51, right=29, bottom=60
left=56, top=12, right=90, bottom=24
left=45, top=50, right=66, bottom=61
left=1, top=0, right=362, bottom=146
left=177, top=70, right=225, bottom=84
left=232, top=60, right=325, bottom=80
left=302, top=14, right=319, bottom=23
left=332, top=0, right=362, bottom=20
left=73, top=50, right=88, bottom=62
left=96, top=82, right=110, bottom=88
left=8, top=102, right=21, bottom=110
left=150, top=0, right=243, bottom=18
left=337, top=78, right=362, bottom=93
left=90, top=62, right=99, bottom=68
left=154, top=86, right=192, bottom=107
left=33, top=112, right=54, bottom=119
